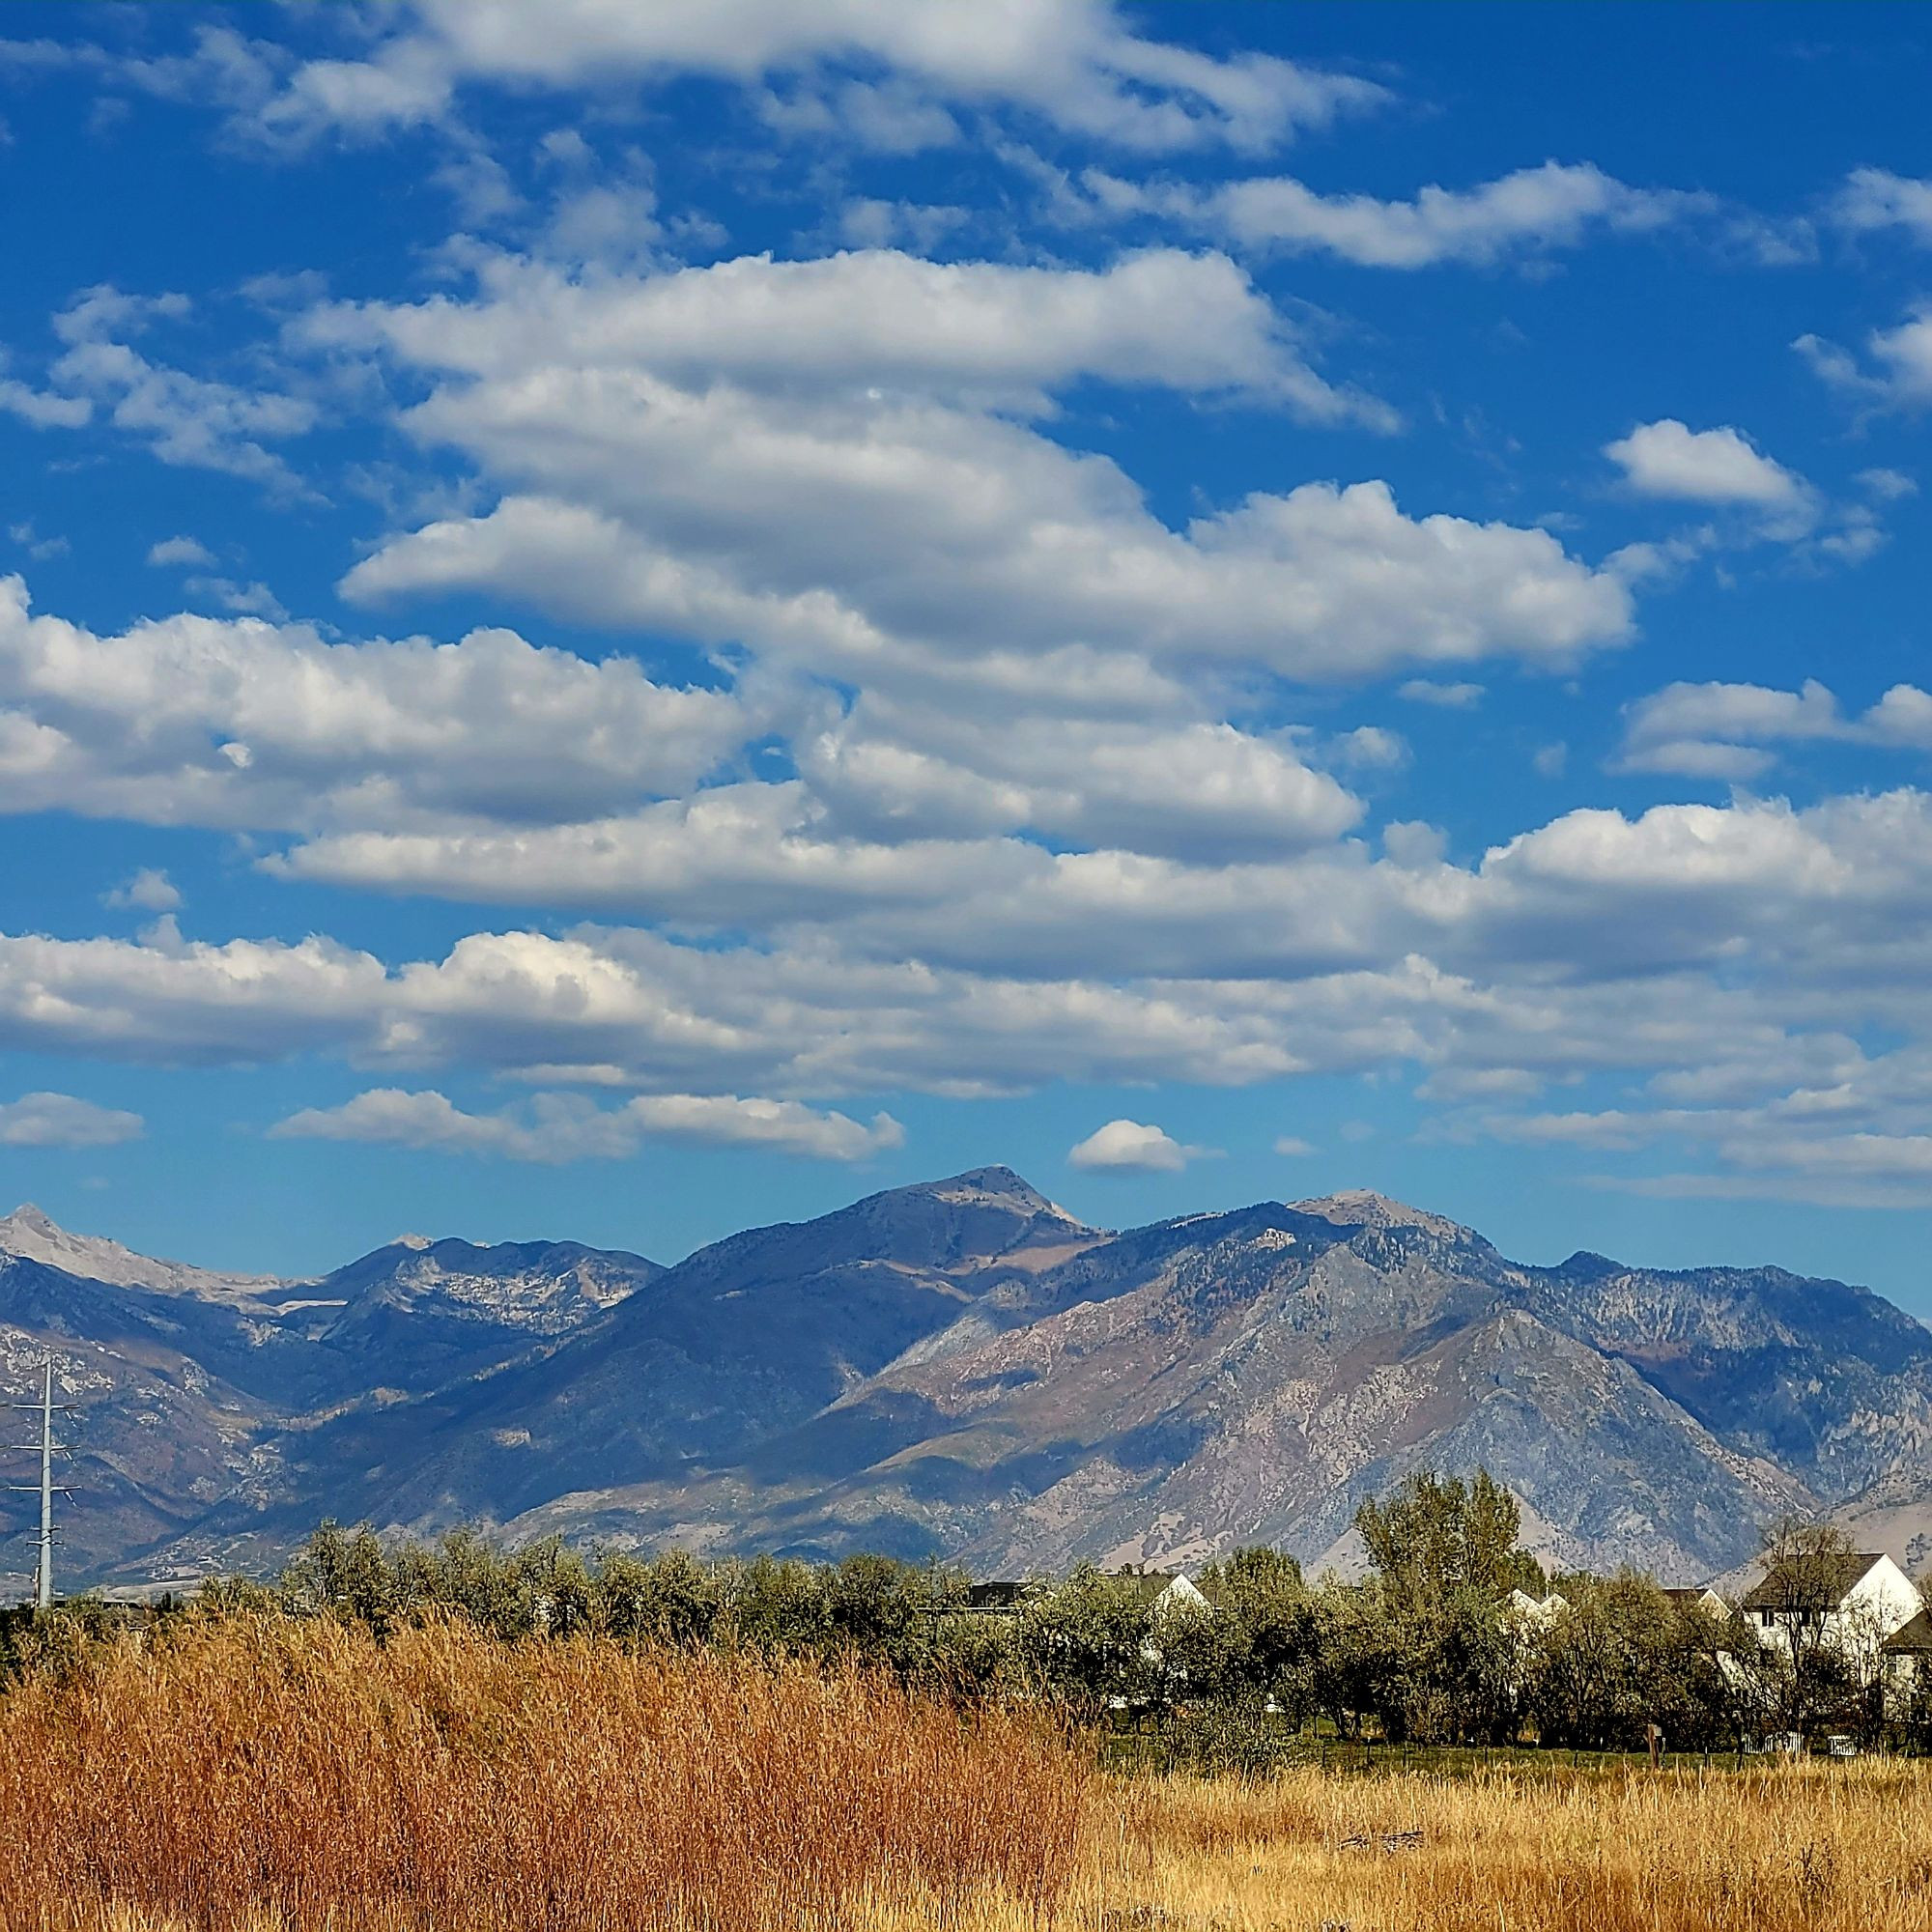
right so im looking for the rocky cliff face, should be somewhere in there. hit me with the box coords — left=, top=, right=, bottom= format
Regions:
left=3, top=1176, right=1929, bottom=1591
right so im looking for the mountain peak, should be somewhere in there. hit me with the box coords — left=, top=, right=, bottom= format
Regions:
left=0, top=1204, right=279, bottom=1298
left=1290, top=1188, right=1471, bottom=1239
left=922, top=1167, right=1079, bottom=1222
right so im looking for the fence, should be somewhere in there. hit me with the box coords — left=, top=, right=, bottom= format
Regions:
left=1096, top=1730, right=1922, bottom=1778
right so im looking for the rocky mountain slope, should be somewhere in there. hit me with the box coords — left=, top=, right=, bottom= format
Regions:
left=3, top=1174, right=1930, bottom=1591
left=0, top=1211, right=661, bottom=1586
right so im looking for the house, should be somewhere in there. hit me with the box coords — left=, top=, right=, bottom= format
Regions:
left=1506, top=1588, right=1569, bottom=1627
left=1738, top=1550, right=1921, bottom=1674
left=1090, top=1568, right=1215, bottom=1711
left=1662, top=1585, right=1730, bottom=1620
left=1881, top=1608, right=1932, bottom=1699
left=1113, top=1568, right=1211, bottom=1622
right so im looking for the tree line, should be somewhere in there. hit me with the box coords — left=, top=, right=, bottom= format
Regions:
left=11, top=1469, right=1929, bottom=1756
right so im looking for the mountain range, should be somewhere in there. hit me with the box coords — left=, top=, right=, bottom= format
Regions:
left=2, top=1173, right=1930, bottom=1594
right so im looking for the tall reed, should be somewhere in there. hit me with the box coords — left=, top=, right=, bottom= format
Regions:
left=0, top=1615, right=1086, bottom=1931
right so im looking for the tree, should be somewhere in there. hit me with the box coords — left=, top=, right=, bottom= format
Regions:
left=1353, top=1468, right=1528, bottom=1607
left=1308, top=1580, right=1405, bottom=1741
left=1749, top=1518, right=1861, bottom=1735
left=593, top=1549, right=721, bottom=1647
left=1528, top=1573, right=1687, bottom=1749
left=1193, top=1547, right=1319, bottom=1719
left=718, top=1554, right=832, bottom=1654
left=278, top=1520, right=399, bottom=1633
left=1010, top=1565, right=1163, bottom=1723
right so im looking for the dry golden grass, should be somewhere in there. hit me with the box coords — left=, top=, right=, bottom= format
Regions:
left=1077, top=1762, right=1932, bottom=1932
left=7, top=1619, right=1932, bottom=1932
left=0, top=1616, right=1084, bottom=1931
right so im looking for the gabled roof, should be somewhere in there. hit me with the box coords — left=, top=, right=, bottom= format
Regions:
left=1740, top=1552, right=1887, bottom=1613
left=1108, top=1568, right=1210, bottom=1612
left=1884, top=1609, right=1932, bottom=1656
left=1662, top=1585, right=1727, bottom=1613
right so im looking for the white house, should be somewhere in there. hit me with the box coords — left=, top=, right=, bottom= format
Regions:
left=1739, top=1550, right=1921, bottom=1674
left=1506, top=1587, right=1568, bottom=1628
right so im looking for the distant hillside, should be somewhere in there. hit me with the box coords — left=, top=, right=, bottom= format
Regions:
left=3, top=1175, right=1930, bottom=1591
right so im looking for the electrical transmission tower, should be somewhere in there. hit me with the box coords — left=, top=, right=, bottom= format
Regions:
left=6, top=1358, right=74, bottom=1610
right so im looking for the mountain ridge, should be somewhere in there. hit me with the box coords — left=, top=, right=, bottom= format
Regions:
left=2, top=1172, right=1930, bottom=1591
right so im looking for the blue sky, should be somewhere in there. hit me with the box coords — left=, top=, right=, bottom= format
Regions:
left=4, top=4, right=1932, bottom=1307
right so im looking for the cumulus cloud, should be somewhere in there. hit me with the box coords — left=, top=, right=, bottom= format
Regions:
left=341, top=469, right=1626, bottom=692
left=14, top=776, right=1932, bottom=1213
left=1604, top=419, right=1812, bottom=518
left=103, top=868, right=183, bottom=914
left=1614, top=676, right=1932, bottom=777
left=270, top=1087, right=903, bottom=1162
left=297, top=242, right=1643, bottom=696
left=1067, top=1117, right=1197, bottom=1171
left=1492, top=1048, right=1932, bottom=1209
left=0, top=376, right=91, bottom=431
left=1831, top=167, right=1932, bottom=245
left=300, top=246, right=1378, bottom=422
left=0, top=1091, right=143, bottom=1149
left=1097, top=159, right=1692, bottom=268
left=256, top=0, right=1388, bottom=155
left=146, top=535, right=216, bottom=568
left=1797, top=305, right=1932, bottom=411
left=0, top=576, right=763, bottom=835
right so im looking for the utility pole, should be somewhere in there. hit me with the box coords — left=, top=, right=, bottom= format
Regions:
left=6, top=1357, right=73, bottom=1610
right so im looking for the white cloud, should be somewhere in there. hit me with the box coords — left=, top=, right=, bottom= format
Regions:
left=48, top=286, right=317, bottom=493
left=300, top=245, right=1389, bottom=424
left=270, top=1086, right=902, bottom=1162
left=1856, top=467, right=1917, bottom=501
left=146, top=535, right=216, bottom=568
left=184, top=576, right=289, bottom=621
left=1492, top=1048, right=1932, bottom=1209
left=800, top=703, right=1363, bottom=858
left=1604, top=418, right=1811, bottom=515
left=1068, top=1117, right=1195, bottom=1171
left=0, top=576, right=763, bottom=835
left=260, top=0, right=1388, bottom=155
left=15, top=776, right=1932, bottom=1199
left=1103, top=159, right=1692, bottom=268
left=269, top=786, right=1048, bottom=924
left=1328, top=724, right=1407, bottom=773
left=1797, top=305, right=1932, bottom=410
left=0, top=925, right=389, bottom=1065
left=294, top=244, right=1644, bottom=697
left=103, top=867, right=183, bottom=914
left=0, top=1091, right=143, bottom=1149
left=1832, top=167, right=1932, bottom=245
left=7, top=522, right=67, bottom=562
left=0, top=377, right=91, bottom=430
left=1272, top=1134, right=1316, bottom=1156
left=1614, top=676, right=1932, bottom=777
left=1398, top=679, right=1483, bottom=709
left=341, top=467, right=1625, bottom=692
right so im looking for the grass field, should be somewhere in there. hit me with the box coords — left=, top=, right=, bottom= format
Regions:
left=5, top=1617, right=1931, bottom=1930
